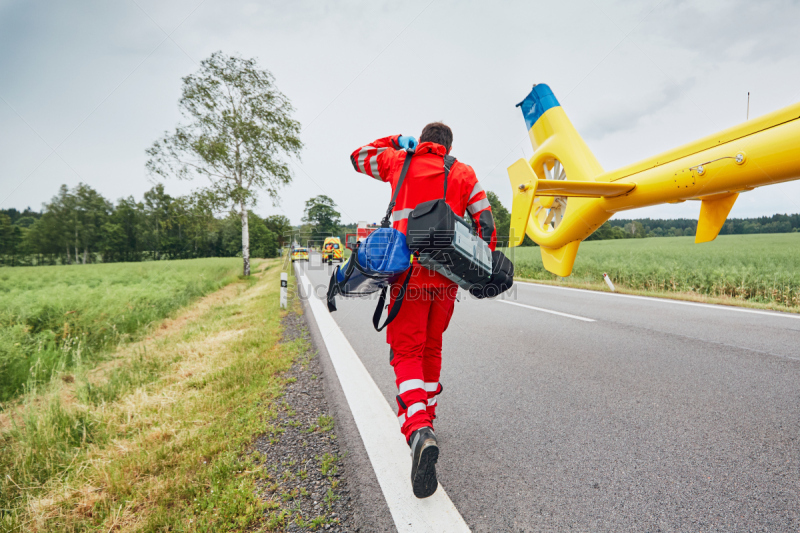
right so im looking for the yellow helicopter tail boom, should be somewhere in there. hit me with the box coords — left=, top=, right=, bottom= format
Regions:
left=508, top=82, right=800, bottom=277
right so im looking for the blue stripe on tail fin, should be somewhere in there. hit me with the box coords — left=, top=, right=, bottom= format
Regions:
left=516, top=84, right=560, bottom=130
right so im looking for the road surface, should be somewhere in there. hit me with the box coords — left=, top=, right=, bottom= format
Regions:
left=296, top=253, right=800, bottom=532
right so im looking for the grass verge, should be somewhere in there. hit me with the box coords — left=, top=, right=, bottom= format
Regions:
left=0, top=258, right=243, bottom=402
left=0, top=259, right=306, bottom=531
left=515, top=276, right=800, bottom=313
left=506, top=234, right=800, bottom=313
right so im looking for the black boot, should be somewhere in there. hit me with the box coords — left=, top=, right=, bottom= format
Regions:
left=409, top=426, right=439, bottom=498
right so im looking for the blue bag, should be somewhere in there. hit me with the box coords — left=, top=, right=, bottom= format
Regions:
left=327, top=149, right=415, bottom=331
left=330, top=228, right=411, bottom=296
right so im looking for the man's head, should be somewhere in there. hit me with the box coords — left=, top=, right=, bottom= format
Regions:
left=419, top=122, right=453, bottom=153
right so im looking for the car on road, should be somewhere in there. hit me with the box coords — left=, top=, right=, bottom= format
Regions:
left=291, top=247, right=309, bottom=262
left=322, top=237, right=344, bottom=263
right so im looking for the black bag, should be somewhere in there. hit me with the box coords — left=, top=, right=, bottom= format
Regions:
left=406, top=155, right=494, bottom=290
left=468, top=250, right=514, bottom=299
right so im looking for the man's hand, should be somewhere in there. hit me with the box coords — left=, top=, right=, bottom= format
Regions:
left=398, top=136, right=418, bottom=150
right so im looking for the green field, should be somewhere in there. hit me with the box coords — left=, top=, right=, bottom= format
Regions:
left=0, top=258, right=242, bottom=401
left=508, top=233, right=800, bottom=309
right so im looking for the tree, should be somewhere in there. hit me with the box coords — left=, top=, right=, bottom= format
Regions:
left=247, top=213, right=278, bottom=258
left=485, top=191, right=510, bottom=247
left=112, top=196, right=144, bottom=262
left=0, top=214, right=12, bottom=265
left=264, top=214, right=292, bottom=248
left=218, top=211, right=277, bottom=259
left=184, top=190, right=221, bottom=259
left=146, top=51, right=303, bottom=276
left=14, top=216, right=36, bottom=229
left=623, top=220, right=646, bottom=238
left=44, top=185, right=79, bottom=264
left=142, top=184, right=173, bottom=260
left=74, top=183, right=112, bottom=263
left=100, top=222, right=127, bottom=262
left=483, top=191, right=537, bottom=246
left=587, top=222, right=629, bottom=240
left=302, top=195, right=340, bottom=239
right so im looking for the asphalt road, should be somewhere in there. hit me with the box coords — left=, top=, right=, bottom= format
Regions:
left=297, top=253, right=800, bottom=532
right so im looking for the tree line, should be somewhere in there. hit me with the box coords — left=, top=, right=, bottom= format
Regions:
left=6, top=185, right=796, bottom=267
left=0, top=183, right=293, bottom=267
left=590, top=213, right=800, bottom=240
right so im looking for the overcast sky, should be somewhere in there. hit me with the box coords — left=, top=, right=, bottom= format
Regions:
left=2, top=0, right=800, bottom=225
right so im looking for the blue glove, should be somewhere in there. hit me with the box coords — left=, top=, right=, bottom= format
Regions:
left=397, top=136, right=417, bottom=150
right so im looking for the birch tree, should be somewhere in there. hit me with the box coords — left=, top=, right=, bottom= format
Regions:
left=146, top=51, right=302, bottom=275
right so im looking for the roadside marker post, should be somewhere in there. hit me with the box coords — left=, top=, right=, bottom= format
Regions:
left=280, top=272, right=288, bottom=308
left=603, top=272, right=616, bottom=292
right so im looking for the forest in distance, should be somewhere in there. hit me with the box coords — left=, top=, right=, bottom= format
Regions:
left=0, top=183, right=293, bottom=267
left=591, top=213, right=800, bottom=240
left=1, top=182, right=800, bottom=267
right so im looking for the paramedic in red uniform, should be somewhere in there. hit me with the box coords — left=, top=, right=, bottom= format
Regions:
left=350, top=123, right=496, bottom=498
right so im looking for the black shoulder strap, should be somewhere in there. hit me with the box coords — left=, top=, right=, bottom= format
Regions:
left=380, top=148, right=415, bottom=228
left=372, top=267, right=413, bottom=332
left=442, top=155, right=456, bottom=199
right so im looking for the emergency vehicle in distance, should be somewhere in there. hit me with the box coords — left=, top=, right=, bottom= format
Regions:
left=322, top=237, right=344, bottom=263
left=508, top=84, right=800, bottom=277
left=345, top=221, right=381, bottom=251
left=291, top=247, right=309, bottom=262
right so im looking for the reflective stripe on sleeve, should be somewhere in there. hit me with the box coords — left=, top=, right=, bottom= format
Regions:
left=427, top=397, right=437, bottom=407
left=369, top=155, right=380, bottom=179
left=398, top=378, right=425, bottom=394
left=392, top=208, right=413, bottom=222
left=467, top=197, right=491, bottom=215
left=357, top=146, right=374, bottom=173
left=424, top=382, right=439, bottom=392
left=398, top=413, right=406, bottom=425
left=469, top=182, right=484, bottom=200
left=358, top=146, right=386, bottom=178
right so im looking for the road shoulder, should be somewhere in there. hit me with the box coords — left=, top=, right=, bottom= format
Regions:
left=294, top=266, right=398, bottom=532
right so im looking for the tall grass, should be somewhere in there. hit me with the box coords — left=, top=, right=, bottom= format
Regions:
left=0, top=261, right=296, bottom=531
left=508, top=233, right=800, bottom=307
left=0, top=258, right=241, bottom=401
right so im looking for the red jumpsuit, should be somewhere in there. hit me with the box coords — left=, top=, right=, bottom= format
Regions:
left=351, top=135, right=496, bottom=441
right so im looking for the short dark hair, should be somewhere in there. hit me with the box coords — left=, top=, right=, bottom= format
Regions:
left=419, top=122, right=453, bottom=151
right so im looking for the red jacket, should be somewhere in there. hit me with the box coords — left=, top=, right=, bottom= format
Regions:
left=350, top=135, right=497, bottom=248
left=350, top=135, right=497, bottom=289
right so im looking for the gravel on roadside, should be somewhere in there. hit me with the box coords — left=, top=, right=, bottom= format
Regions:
left=251, top=309, right=360, bottom=532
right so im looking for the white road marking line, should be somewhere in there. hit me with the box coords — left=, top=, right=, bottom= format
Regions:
left=496, top=299, right=596, bottom=322
left=516, top=281, right=800, bottom=320
left=296, top=265, right=471, bottom=533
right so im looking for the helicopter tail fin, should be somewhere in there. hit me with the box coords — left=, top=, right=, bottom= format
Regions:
left=508, top=85, right=606, bottom=253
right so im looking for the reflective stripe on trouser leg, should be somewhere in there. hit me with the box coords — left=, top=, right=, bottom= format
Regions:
left=397, top=401, right=427, bottom=426
left=398, top=379, right=425, bottom=394
left=395, top=380, right=427, bottom=428
left=388, top=271, right=443, bottom=441
left=395, top=381, right=432, bottom=438
left=426, top=382, right=443, bottom=418
left=407, top=401, right=427, bottom=418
